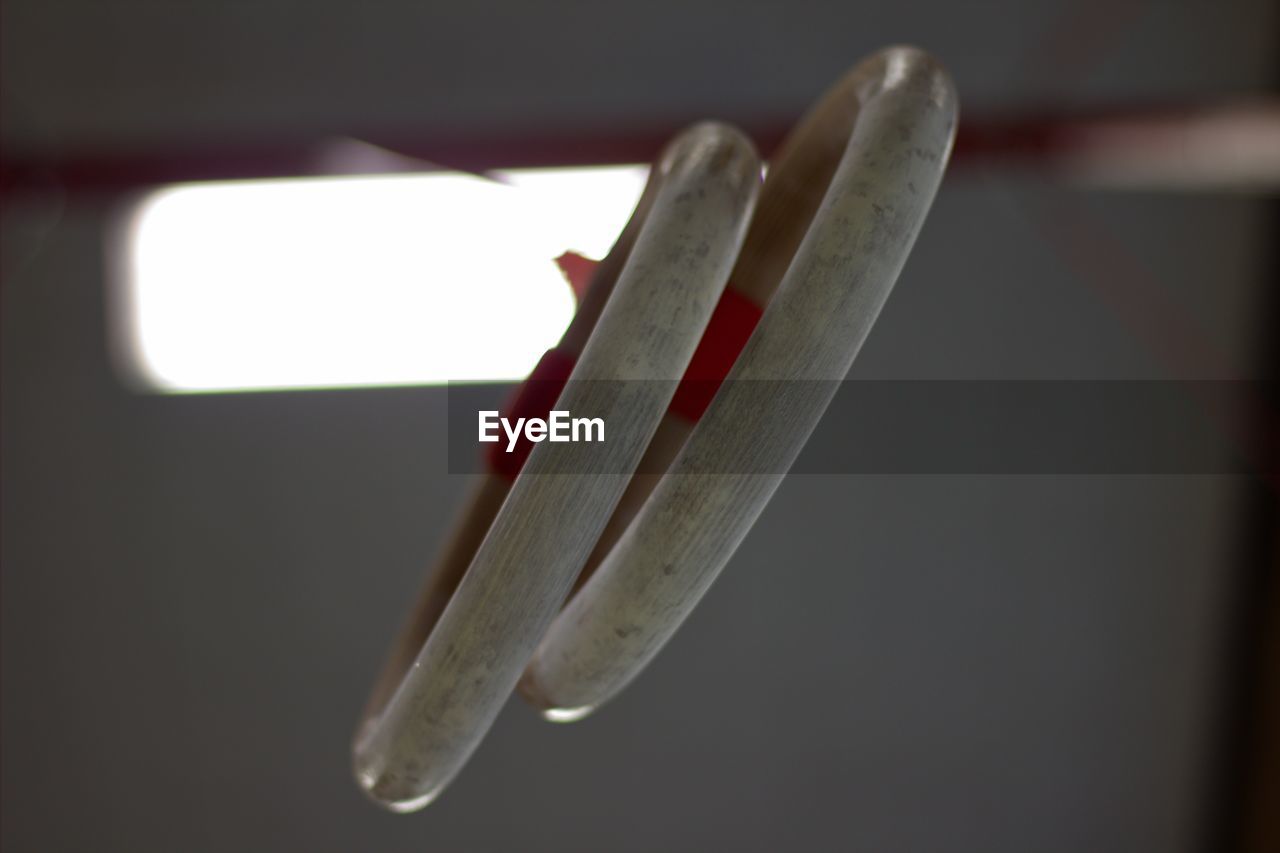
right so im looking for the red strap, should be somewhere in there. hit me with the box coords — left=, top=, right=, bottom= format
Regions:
left=554, top=251, right=597, bottom=303
left=487, top=261, right=764, bottom=481
left=667, top=286, right=762, bottom=422
left=486, top=347, right=578, bottom=481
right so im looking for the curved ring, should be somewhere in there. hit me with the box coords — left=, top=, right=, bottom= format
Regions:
left=352, top=123, right=761, bottom=810
left=519, top=46, right=959, bottom=719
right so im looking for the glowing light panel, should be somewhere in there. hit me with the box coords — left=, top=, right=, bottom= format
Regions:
left=120, top=165, right=647, bottom=392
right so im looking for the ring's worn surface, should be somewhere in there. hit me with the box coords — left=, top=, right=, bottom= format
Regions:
left=355, top=45, right=957, bottom=813
left=521, top=45, right=958, bottom=720
left=353, top=123, right=761, bottom=811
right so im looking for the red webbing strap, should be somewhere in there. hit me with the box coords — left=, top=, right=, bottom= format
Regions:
left=667, top=286, right=762, bottom=422
left=486, top=347, right=579, bottom=481
left=554, top=251, right=597, bottom=303
left=487, top=259, right=764, bottom=481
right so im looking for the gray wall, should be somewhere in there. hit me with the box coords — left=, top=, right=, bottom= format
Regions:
left=2, top=1, right=1275, bottom=850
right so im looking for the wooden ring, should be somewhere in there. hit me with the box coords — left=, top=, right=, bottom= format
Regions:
left=520, top=45, right=959, bottom=720
left=352, top=122, right=761, bottom=811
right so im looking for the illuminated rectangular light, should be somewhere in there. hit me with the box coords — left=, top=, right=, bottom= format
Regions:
left=116, top=165, right=648, bottom=392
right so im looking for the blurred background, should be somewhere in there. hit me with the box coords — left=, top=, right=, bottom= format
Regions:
left=2, top=0, right=1277, bottom=850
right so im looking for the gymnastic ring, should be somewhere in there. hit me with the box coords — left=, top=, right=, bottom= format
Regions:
left=520, top=45, right=958, bottom=719
left=352, top=122, right=761, bottom=811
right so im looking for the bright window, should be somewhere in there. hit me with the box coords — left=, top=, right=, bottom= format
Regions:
left=118, top=165, right=647, bottom=392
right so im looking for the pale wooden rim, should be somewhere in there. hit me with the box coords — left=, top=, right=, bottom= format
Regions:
left=520, top=45, right=959, bottom=720
left=352, top=122, right=761, bottom=811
